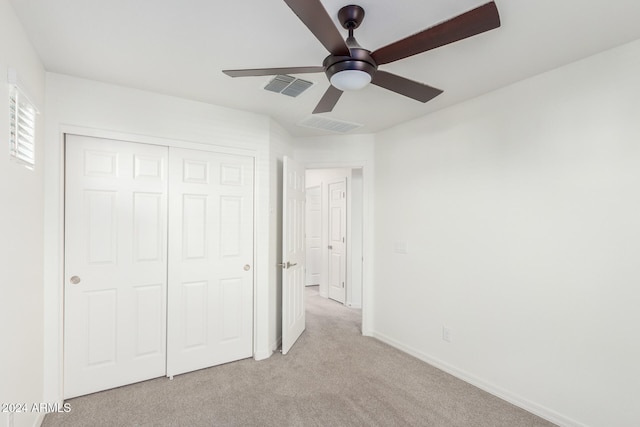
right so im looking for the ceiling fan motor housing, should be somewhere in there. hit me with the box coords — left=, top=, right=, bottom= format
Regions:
left=324, top=5, right=377, bottom=86
left=323, top=48, right=377, bottom=84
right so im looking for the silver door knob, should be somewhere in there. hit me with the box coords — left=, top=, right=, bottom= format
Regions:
left=278, top=261, right=298, bottom=269
left=70, top=276, right=81, bottom=285
left=243, top=264, right=251, bottom=271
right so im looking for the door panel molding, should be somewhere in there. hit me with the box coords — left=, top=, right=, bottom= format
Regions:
left=282, top=156, right=306, bottom=355
left=328, top=178, right=347, bottom=304
left=64, top=135, right=168, bottom=398
left=64, top=135, right=256, bottom=397
left=166, top=147, right=254, bottom=377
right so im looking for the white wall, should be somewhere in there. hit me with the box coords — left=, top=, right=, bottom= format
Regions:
left=373, top=39, right=640, bottom=427
left=294, top=134, right=374, bottom=332
left=0, top=1, right=46, bottom=426
left=349, top=168, right=363, bottom=308
left=43, top=73, right=274, bottom=402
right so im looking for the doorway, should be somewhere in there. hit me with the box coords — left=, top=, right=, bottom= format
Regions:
left=304, top=168, right=363, bottom=309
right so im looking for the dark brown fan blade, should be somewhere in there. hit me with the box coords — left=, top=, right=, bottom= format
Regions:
left=371, top=71, right=443, bottom=103
left=313, top=86, right=344, bottom=114
left=371, top=1, right=500, bottom=65
left=223, top=66, right=324, bottom=78
left=283, top=0, right=350, bottom=56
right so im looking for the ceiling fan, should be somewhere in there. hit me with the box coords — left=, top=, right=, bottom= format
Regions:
left=223, top=0, right=501, bottom=114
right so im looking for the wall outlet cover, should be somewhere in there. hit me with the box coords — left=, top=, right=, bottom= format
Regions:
left=442, top=327, right=451, bottom=343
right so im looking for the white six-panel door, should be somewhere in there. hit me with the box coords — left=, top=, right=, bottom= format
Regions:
left=305, top=186, right=322, bottom=286
left=65, top=136, right=255, bottom=397
left=166, top=147, right=254, bottom=376
left=282, top=156, right=306, bottom=355
left=328, top=179, right=347, bottom=304
left=64, top=135, right=169, bottom=398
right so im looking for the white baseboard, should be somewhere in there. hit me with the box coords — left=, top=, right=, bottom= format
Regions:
left=254, top=349, right=272, bottom=361
left=3, top=411, right=46, bottom=427
left=371, top=331, right=586, bottom=427
left=33, top=412, right=45, bottom=427
left=255, top=336, right=282, bottom=361
left=272, top=337, right=282, bottom=352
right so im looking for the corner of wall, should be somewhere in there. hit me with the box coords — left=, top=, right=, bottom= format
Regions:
left=1, top=0, right=47, bottom=419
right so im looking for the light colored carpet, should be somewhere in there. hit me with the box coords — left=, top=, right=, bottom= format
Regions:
left=43, top=286, right=556, bottom=426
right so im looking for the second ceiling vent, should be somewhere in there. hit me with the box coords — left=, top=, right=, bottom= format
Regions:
left=264, top=75, right=314, bottom=97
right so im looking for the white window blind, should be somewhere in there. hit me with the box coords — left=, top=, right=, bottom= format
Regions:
left=8, top=73, right=37, bottom=169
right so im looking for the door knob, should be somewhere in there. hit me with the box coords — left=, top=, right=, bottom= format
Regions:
left=243, top=264, right=251, bottom=271
left=70, top=276, right=81, bottom=285
left=278, top=261, right=298, bottom=269
left=328, top=245, right=333, bottom=250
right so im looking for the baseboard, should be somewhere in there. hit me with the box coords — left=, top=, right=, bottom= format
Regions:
left=272, top=336, right=282, bottom=353
left=254, top=348, right=272, bottom=361
left=33, top=412, right=46, bottom=427
left=372, top=331, right=586, bottom=427
left=3, top=411, right=46, bottom=427
left=255, top=336, right=282, bottom=361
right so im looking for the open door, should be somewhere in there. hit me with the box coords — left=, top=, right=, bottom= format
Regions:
left=281, top=156, right=306, bottom=355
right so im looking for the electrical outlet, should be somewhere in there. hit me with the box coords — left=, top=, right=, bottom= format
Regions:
left=442, top=326, right=451, bottom=343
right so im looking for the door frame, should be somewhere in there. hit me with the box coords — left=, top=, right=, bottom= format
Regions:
left=303, top=163, right=370, bottom=330
left=48, top=126, right=260, bottom=401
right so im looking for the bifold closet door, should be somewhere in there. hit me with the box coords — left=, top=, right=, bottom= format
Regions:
left=64, top=135, right=168, bottom=399
left=167, top=147, right=254, bottom=377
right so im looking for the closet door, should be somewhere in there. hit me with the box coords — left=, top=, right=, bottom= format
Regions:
left=167, top=148, right=254, bottom=377
left=64, top=135, right=168, bottom=398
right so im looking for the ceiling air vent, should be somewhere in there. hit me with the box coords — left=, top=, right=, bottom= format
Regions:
left=264, top=75, right=313, bottom=98
left=298, top=116, right=363, bottom=134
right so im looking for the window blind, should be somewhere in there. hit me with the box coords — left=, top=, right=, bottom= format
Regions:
left=9, top=85, right=37, bottom=169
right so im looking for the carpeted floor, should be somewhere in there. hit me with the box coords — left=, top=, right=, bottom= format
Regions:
left=43, top=286, right=556, bottom=426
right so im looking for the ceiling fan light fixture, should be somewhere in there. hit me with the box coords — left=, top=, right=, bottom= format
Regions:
left=222, top=1, right=501, bottom=114
left=330, top=69, right=371, bottom=91
left=324, top=56, right=377, bottom=92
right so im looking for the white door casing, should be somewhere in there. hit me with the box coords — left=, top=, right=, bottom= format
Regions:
left=305, top=185, right=322, bottom=286
left=166, top=147, right=254, bottom=377
left=282, top=156, right=306, bottom=355
left=64, top=135, right=168, bottom=398
left=328, top=179, right=347, bottom=304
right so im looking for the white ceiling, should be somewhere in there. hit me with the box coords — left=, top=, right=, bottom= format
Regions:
left=9, top=0, right=640, bottom=137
